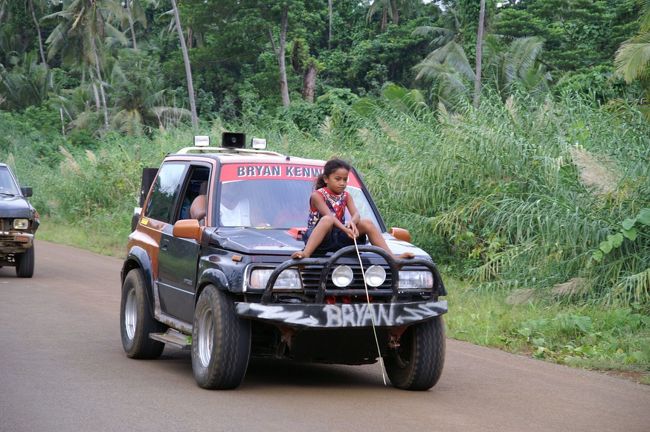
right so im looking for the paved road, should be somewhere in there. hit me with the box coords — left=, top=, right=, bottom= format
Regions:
left=1, top=241, right=649, bottom=432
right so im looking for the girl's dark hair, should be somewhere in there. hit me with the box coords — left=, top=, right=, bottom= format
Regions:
left=315, top=158, right=351, bottom=189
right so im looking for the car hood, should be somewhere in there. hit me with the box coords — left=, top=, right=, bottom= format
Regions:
left=0, top=195, right=33, bottom=218
left=211, top=228, right=428, bottom=258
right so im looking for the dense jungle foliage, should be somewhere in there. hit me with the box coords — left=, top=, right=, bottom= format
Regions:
left=2, top=0, right=649, bottom=375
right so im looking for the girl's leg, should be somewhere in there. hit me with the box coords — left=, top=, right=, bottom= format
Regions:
left=292, top=215, right=335, bottom=259
left=357, top=219, right=414, bottom=259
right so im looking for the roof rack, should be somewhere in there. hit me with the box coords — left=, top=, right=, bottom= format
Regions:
left=176, top=147, right=284, bottom=157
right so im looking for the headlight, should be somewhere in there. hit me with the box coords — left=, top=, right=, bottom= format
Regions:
left=249, top=268, right=302, bottom=291
left=364, top=265, right=386, bottom=287
left=398, top=270, right=433, bottom=290
left=13, top=219, right=29, bottom=230
left=332, top=265, right=353, bottom=287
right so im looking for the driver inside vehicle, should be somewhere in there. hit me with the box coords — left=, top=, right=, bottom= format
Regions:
left=189, top=181, right=208, bottom=224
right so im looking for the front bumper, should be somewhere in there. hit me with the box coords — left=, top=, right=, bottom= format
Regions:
left=0, top=232, right=34, bottom=254
left=236, top=299, right=447, bottom=328
left=236, top=244, right=448, bottom=328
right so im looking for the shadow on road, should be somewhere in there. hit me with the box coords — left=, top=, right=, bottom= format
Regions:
left=156, top=348, right=382, bottom=389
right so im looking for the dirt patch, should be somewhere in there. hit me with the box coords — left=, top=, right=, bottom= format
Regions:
left=601, top=369, right=650, bottom=385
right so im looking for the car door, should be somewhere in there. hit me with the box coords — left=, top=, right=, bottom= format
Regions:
left=157, top=164, right=211, bottom=323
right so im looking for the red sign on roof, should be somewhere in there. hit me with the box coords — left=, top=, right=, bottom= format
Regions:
left=220, top=163, right=360, bottom=187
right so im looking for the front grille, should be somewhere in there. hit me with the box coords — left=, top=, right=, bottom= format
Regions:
left=0, top=219, right=12, bottom=231
left=300, top=264, right=394, bottom=292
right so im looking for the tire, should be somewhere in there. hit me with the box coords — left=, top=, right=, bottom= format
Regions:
left=16, top=246, right=34, bottom=278
left=191, top=285, right=251, bottom=390
left=120, top=269, right=165, bottom=359
left=384, top=316, right=446, bottom=391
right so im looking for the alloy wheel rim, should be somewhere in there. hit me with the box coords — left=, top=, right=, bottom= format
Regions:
left=197, top=307, right=214, bottom=367
left=125, top=289, right=137, bottom=340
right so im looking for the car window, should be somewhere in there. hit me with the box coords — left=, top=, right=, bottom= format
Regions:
left=0, top=167, right=20, bottom=195
left=144, top=162, right=186, bottom=223
left=177, top=165, right=211, bottom=223
left=218, top=163, right=380, bottom=229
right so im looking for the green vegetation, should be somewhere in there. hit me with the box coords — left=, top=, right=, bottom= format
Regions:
left=447, top=279, right=650, bottom=381
left=1, top=0, right=649, bottom=380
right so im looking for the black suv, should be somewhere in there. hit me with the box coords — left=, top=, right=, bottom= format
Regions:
left=120, top=135, right=447, bottom=390
left=0, top=163, right=38, bottom=278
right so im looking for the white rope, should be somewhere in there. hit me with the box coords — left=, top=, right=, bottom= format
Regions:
left=353, top=235, right=387, bottom=386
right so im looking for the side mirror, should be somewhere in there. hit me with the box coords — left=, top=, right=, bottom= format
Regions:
left=21, top=187, right=33, bottom=197
left=173, top=219, right=202, bottom=242
left=389, top=227, right=411, bottom=243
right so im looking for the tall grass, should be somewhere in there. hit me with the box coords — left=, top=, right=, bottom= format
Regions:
left=2, top=94, right=649, bottom=306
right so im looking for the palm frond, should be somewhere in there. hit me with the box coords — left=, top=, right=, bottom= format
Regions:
left=615, top=32, right=650, bottom=83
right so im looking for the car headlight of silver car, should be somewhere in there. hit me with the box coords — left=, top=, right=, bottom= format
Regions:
left=398, top=270, right=434, bottom=290
left=13, top=219, right=29, bottom=230
left=249, top=268, right=302, bottom=291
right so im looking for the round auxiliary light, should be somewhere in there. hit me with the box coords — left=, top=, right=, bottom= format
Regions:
left=332, top=265, right=353, bottom=287
left=364, top=265, right=386, bottom=287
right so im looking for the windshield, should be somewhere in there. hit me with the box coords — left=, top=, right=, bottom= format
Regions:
left=217, top=163, right=381, bottom=229
left=0, top=167, right=20, bottom=195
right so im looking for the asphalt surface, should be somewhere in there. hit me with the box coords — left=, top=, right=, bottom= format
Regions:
left=1, top=241, right=649, bottom=432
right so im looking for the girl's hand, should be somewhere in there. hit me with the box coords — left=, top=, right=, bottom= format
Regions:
left=347, top=222, right=359, bottom=238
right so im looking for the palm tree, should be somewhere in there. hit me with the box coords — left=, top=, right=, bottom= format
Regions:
left=0, top=51, right=51, bottom=109
left=110, top=49, right=190, bottom=135
left=413, top=40, right=475, bottom=108
left=367, top=0, right=393, bottom=32
left=169, top=0, right=198, bottom=128
left=27, top=0, right=47, bottom=68
left=328, top=0, right=332, bottom=48
left=367, top=0, right=418, bottom=32
left=483, top=36, right=549, bottom=98
left=412, top=5, right=472, bottom=106
left=44, top=0, right=128, bottom=130
left=268, top=3, right=290, bottom=107
left=473, top=0, right=486, bottom=108
left=116, top=0, right=147, bottom=49
left=615, top=1, right=650, bottom=117
left=415, top=36, right=549, bottom=108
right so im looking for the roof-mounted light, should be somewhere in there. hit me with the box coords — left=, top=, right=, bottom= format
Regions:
left=194, top=135, right=210, bottom=147
left=251, top=137, right=267, bottom=150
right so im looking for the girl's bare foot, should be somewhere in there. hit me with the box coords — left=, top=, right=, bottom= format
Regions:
left=292, top=250, right=307, bottom=259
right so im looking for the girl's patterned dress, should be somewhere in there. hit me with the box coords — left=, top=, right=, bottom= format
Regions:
left=306, top=187, right=348, bottom=230
left=303, top=187, right=358, bottom=251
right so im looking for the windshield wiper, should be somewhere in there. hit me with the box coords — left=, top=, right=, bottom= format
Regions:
left=0, top=192, right=16, bottom=197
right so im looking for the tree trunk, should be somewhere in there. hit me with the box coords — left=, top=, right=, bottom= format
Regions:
left=91, top=39, right=109, bottom=129
left=391, top=0, right=399, bottom=25
left=28, top=0, right=48, bottom=68
left=302, top=62, right=317, bottom=103
left=125, top=0, right=137, bottom=49
left=269, top=5, right=290, bottom=107
left=381, top=8, right=387, bottom=32
left=328, top=0, right=332, bottom=49
left=92, top=81, right=100, bottom=111
left=59, top=107, right=66, bottom=136
left=473, top=0, right=486, bottom=109
left=170, top=0, right=199, bottom=128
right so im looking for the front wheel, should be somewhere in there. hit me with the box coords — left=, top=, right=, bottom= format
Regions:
left=384, top=316, right=446, bottom=391
left=120, top=269, right=165, bottom=359
left=16, top=246, right=34, bottom=278
left=192, top=285, right=251, bottom=389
